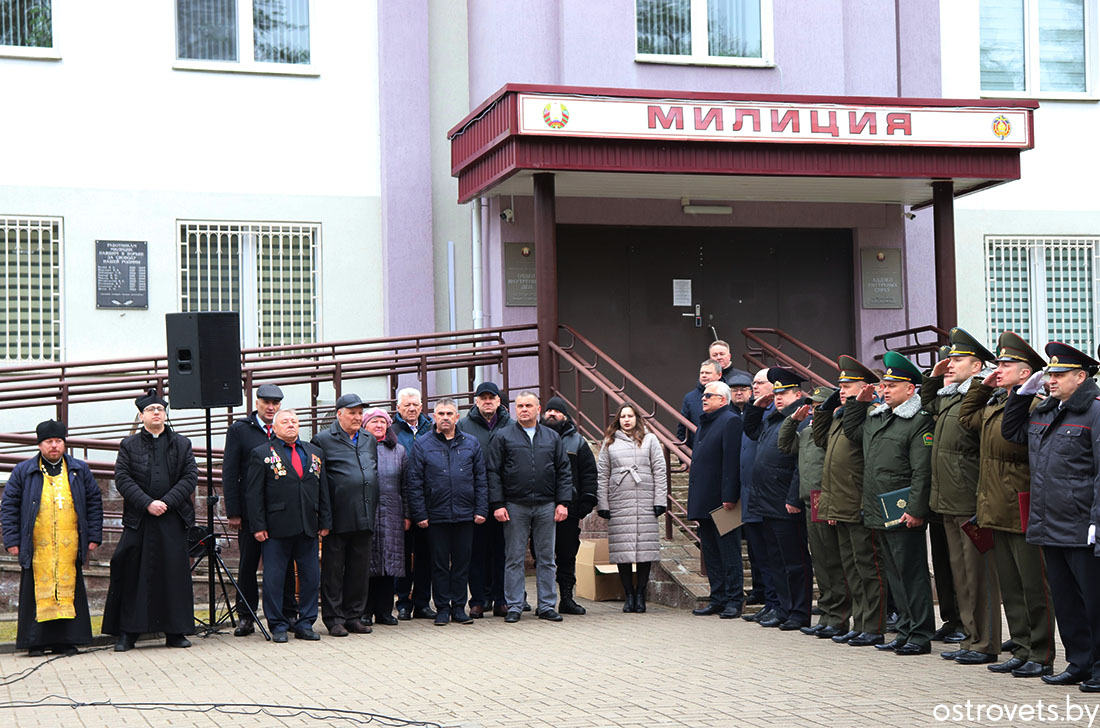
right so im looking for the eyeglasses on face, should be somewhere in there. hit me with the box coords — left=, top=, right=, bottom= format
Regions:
left=143, top=405, right=166, bottom=413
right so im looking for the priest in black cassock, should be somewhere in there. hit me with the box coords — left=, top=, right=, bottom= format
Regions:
left=2, top=420, right=103, bottom=656
left=102, top=390, right=198, bottom=651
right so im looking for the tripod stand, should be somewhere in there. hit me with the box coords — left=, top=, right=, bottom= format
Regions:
left=191, top=408, right=270, bottom=640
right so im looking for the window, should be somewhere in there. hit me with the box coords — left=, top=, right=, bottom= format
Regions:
left=0, top=217, right=62, bottom=361
left=986, top=236, right=1098, bottom=355
left=0, top=0, right=57, bottom=59
left=980, top=0, right=1093, bottom=96
left=635, top=0, right=773, bottom=66
left=179, top=221, right=320, bottom=348
left=175, top=0, right=313, bottom=73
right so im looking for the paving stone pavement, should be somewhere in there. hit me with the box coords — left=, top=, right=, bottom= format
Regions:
left=0, top=579, right=1098, bottom=728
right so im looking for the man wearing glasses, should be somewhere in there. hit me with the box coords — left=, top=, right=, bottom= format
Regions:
left=102, top=390, right=198, bottom=651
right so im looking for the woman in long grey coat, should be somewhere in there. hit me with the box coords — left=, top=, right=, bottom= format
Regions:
left=362, top=408, right=408, bottom=626
left=596, top=403, right=667, bottom=613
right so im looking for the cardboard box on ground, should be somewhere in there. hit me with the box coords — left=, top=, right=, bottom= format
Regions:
left=575, top=538, right=635, bottom=601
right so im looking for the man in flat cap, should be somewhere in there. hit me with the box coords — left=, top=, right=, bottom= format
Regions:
left=103, top=390, right=198, bottom=651
left=2, top=420, right=102, bottom=656
left=779, top=385, right=851, bottom=640
left=312, top=393, right=379, bottom=636
left=959, top=331, right=1055, bottom=678
left=743, top=368, right=814, bottom=631
left=814, top=356, right=887, bottom=647
left=222, top=383, right=296, bottom=636
left=1004, top=341, right=1100, bottom=690
left=923, top=327, right=1002, bottom=665
left=843, top=352, right=936, bottom=655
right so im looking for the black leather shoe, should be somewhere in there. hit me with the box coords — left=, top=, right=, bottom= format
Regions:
left=955, top=650, right=997, bottom=665
left=623, top=594, right=637, bottom=613
left=895, top=642, right=931, bottom=656
left=504, top=609, right=521, bottom=623
left=816, top=626, right=843, bottom=639
left=328, top=623, right=349, bottom=637
left=397, top=606, right=412, bottom=621
left=469, top=605, right=485, bottom=619
left=558, top=598, right=586, bottom=615
left=27, top=647, right=46, bottom=657
left=759, top=615, right=783, bottom=628
left=375, top=614, right=399, bottom=626
left=884, top=613, right=899, bottom=632
left=165, top=634, right=191, bottom=648
left=778, top=619, right=806, bottom=631
left=751, top=608, right=776, bottom=624
left=719, top=605, right=742, bottom=619
left=1079, top=677, right=1100, bottom=692
left=811, top=605, right=824, bottom=616
left=1001, top=638, right=1019, bottom=652
left=849, top=632, right=885, bottom=647
left=492, top=603, right=509, bottom=618
left=745, top=593, right=765, bottom=605
left=434, top=611, right=450, bottom=626
left=452, top=609, right=473, bottom=625
left=522, top=600, right=532, bottom=612
left=346, top=619, right=372, bottom=634
left=293, top=628, right=321, bottom=641
left=413, top=606, right=437, bottom=620
left=537, top=609, right=563, bottom=622
left=800, top=624, right=825, bottom=636
left=1013, top=661, right=1053, bottom=678
left=988, top=656, right=1027, bottom=673
left=830, top=629, right=858, bottom=643
left=693, top=604, right=723, bottom=616
left=272, top=630, right=288, bottom=643
left=942, top=631, right=967, bottom=643
left=941, top=648, right=967, bottom=660
left=635, top=593, right=647, bottom=613
left=1042, top=669, right=1083, bottom=685
left=114, top=633, right=137, bottom=652
left=875, top=637, right=904, bottom=652
left=233, top=618, right=254, bottom=637
left=931, top=624, right=956, bottom=641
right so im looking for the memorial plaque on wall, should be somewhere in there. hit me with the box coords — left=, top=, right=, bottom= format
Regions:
left=96, top=240, right=148, bottom=309
left=861, top=249, right=904, bottom=309
left=504, top=242, right=536, bottom=306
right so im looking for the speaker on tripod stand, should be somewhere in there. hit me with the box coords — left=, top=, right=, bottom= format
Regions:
left=166, top=312, right=265, bottom=637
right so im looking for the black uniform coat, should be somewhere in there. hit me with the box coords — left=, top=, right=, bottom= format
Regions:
left=245, top=439, right=332, bottom=539
left=221, top=413, right=274, bottom=521
left=742, top=400, right=801, bottom=518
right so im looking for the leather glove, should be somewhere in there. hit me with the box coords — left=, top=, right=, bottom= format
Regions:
left=821, top=389, right=841, bottom=412
left=654, top=505, right=667, bottom=518
left=1018, top=369, right=1045, bottom=396
left=597, top=509, right=611, bottom=520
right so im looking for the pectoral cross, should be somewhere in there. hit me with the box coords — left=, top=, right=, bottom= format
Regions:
left=55, top=487, right=66, bottom=509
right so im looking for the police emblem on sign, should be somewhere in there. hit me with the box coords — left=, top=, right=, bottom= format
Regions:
left=991, top=115, right=1012, bottom=140
left=543, top=102, right=569, bottom=129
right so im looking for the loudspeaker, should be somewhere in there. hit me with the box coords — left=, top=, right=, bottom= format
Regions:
left=165, top=312, right=243, bottom=409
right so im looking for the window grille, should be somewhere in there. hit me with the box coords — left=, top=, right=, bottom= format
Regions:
left=0, top=0, right=52, bottom=48
left=179, top=221, right=319, bottom=349
left=0, top=216, right=62, bottom=361
left=986, top=236, right=1098, bottom=354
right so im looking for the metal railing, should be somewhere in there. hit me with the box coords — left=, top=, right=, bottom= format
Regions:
left=873, top=324, right=950, bottom=370
left=741, top=327, right=839, bottom=387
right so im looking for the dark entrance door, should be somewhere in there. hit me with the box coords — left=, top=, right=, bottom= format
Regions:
left=557, top=225, right=854, bottom=410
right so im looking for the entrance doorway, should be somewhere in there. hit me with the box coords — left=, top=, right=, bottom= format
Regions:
left=557, top=225, right=855, bottom=408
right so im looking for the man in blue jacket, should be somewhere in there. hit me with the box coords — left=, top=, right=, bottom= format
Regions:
left=407, top=398, right=488, bottom=625
left=2, top=420, right=103, bottom=657
left=686, top=381, right=744, bottom=619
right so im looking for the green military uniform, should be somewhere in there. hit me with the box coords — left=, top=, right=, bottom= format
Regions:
left=814, top=357, right=887, bottom=644
left=921, top=327, right=1002, bottom=661
left=957, top=331, right=1055, bottom=672
left=843, top=351, right=936, bottom=653
left=778, top=385, right=850, bottom=637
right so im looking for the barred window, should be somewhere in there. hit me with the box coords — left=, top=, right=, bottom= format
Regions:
left=0, top=217, right=62, bottom=361
left=0, top=0, right=52, bottom=49
left=176, top=0, right=310, bottom=65
left=986, top=236, right=1097, bottom=354
left=179, top=221, right=319, bottom=349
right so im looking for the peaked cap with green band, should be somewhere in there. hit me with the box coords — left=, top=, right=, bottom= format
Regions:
left=836, top=355, right=879, bottom=384
left=881, top=351, right=923, bottom=384
left=809, top=385, right=837, bottom=403
left=947, top=326, right=995, bottom=362
left=994, top=330, right=1045, bottom=372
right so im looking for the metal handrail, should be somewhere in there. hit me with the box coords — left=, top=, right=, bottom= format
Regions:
left=741, top=327, right=839, bottom=387
left=873, top=324, right=950, bottom=366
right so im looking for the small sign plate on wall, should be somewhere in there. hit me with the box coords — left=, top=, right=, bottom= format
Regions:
left=504, top=242, right=536, bottom=307
left=96, top=240, right=148, bottom=309
left=861, top=249, right=904, bottom=309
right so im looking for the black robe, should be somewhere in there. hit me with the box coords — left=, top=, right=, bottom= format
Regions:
left=102, top=433, right=196, bottom=636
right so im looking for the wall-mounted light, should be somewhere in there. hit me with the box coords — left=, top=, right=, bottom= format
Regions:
left=681, top=197, right=733, bottom=215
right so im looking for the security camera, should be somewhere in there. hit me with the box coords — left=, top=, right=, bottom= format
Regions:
left=500, top=208, right=514, bottom=223
left=903, top=211, right=916, bottom=220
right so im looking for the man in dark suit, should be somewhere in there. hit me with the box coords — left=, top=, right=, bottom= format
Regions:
left=221, top=383, right=297, bottom=637
left=246, top=409, right=332, bottom=643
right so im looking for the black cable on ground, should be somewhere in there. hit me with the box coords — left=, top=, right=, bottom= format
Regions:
left=0, top=645, right=112, bottom=686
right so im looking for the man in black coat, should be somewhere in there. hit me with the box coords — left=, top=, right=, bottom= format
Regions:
left=407, top=398, right=488, bottom=625
left=543, top=395, right=599, bottom=615
left=221, top=383, right=296, bottom=637
left=246, top=409, right=332, bottom=643
left=743, top=368, right=814, bottom=631
left=487, top=391, right=572, bottom=623
left=678, top=359, right=723, bottom=448
left=102, top=390, right=198, bottom=651
left=686, top=381, right=744, bottom=619
left=312, top=393, right=379, bottom=637
left=458, top=381, right=511, bottom=617
left=1003, top=342, right=1100, bottom=690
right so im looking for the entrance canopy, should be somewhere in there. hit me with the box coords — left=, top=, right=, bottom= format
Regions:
left=448, top=84, right=1036, bottom=207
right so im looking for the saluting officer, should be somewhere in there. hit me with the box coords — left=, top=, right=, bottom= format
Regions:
left=1003, top=342, right=1100, bottom=691
left=959, top=331, right=1055, bottom=678
left=843, top=351, right=936, bottom=655
left=923, top=327, right=1002, bottom=666
left=813, top=356, right=887, bottom=647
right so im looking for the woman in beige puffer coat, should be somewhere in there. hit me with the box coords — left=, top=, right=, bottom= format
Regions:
left=597, top=403, right=667, bottom=613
